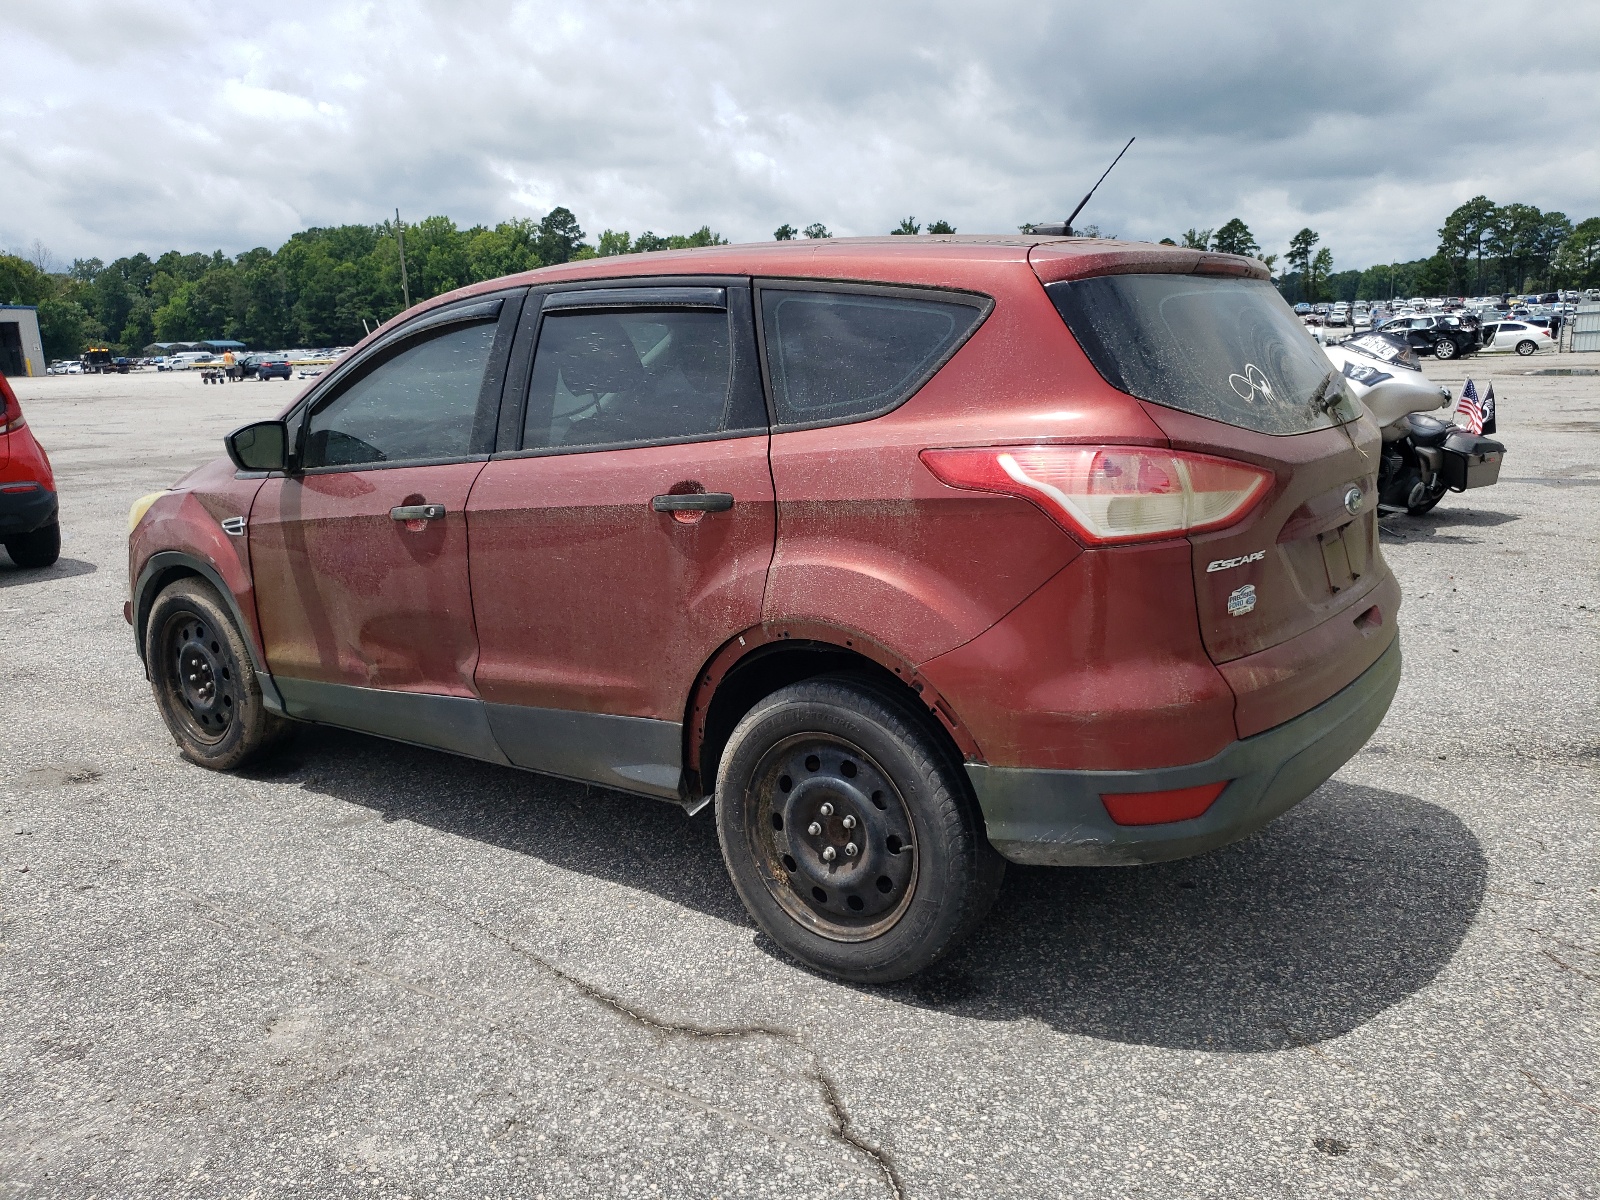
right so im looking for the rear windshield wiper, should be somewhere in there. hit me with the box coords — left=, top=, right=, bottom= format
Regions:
left=1307, top=370, right=1341, bottom=416
left=1309, top=369, right=1369, bottom=463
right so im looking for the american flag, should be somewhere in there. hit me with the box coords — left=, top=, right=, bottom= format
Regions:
left=1454, top=378, right=1485, bottom=434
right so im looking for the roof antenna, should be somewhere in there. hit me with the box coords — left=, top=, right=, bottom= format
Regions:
left=1027, top=136, right=1135, bottom=237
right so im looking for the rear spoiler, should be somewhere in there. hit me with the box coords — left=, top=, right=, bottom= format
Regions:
left=1028, top=242, right=1271, bottom=285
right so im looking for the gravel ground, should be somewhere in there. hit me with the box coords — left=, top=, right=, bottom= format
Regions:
left=1, top=357, right=1595, bottom=1199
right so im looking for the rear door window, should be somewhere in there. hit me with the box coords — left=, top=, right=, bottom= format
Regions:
left=522, top=305, right=752, bottom=452
left=759, top=286, right=989, bottom=428
left=1048, top=274, right=1358, bottom=435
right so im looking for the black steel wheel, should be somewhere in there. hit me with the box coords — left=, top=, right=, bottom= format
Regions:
left=716, top=676, right=1004, bottom=982
left=162, top=611, right=236, bottom=743
left=146, top=578, right=292, bottom=769
left=750, top=733, right=919, bottom=940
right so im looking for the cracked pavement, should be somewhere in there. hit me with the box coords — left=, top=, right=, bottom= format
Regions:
left=1, top=360, right=1595, bottom=1197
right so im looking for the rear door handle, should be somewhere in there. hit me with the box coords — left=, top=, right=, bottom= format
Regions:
left=651, top=493, right=734, bottom=513
left=390, top=503, right=446, bottom=521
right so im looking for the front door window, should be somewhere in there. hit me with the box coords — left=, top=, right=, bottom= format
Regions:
left=305, top=321, right=499, bottom=467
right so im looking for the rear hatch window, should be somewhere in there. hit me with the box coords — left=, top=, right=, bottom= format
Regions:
left=1047, top=274, right=1358, bottom=435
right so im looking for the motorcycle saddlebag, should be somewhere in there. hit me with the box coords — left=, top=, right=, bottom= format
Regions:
left=1441, top=431, right=1505, bottom=491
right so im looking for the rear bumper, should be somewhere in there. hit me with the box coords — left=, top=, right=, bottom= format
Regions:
left=968, top=635, right=1400, bottom=866
left=0, top=486, right=57, bottom=537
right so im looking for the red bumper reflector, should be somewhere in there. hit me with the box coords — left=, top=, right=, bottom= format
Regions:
left=1101, top=781, right=1228, bottom=826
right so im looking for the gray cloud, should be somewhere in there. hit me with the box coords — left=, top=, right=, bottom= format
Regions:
left=4, top=0, right=1597, bottom=272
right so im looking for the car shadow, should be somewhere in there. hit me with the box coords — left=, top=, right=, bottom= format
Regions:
left=879, top=779, right=1487, bottom=1051
left=277, top=728, right=1485, bottom=1052
left=264, top=726, right=748, bottom=926
left=0, top=557, right=99, bottom=587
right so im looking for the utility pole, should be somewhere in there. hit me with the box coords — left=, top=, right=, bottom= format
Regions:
left=396, top=208, right=411, bottom=311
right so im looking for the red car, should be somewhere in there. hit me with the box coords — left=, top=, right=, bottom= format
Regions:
left=1, top=373, right=60, bottom=569
left=127, top=238, right=1400, bottom=980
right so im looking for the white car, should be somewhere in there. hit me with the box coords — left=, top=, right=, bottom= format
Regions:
left=1479, top=321, right=1555, bottom=356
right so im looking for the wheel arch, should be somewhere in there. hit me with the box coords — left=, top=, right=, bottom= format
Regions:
left=132, top=551, right=285, bottom=713
left=684, top=622, right=983, bottom=802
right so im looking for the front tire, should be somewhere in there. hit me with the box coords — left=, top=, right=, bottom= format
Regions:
left=715, top=677, right=1004, bottom=982
left=1516, top=340, right=1537, bottom=356
left=1433, top=338, right=1458, bottom=360
left=145, top=578, right=291, bottom=769
left=4, top=520, right=61, bottom=568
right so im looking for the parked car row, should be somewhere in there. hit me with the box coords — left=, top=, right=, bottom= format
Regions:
left=44, top=347, right=354, bottom=376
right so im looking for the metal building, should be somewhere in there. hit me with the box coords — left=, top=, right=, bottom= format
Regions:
left=1572, top=302, right=1600, bottom=353
left=0, top=305, right=47, bottom=377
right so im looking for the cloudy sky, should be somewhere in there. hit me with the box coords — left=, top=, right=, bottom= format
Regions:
left=5, top=1, right=1598, bottom=272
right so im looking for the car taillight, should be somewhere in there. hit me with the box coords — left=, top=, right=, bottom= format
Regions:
left=0, top=374, right=23, bottom=434
left=919, top=445, right=1273, bottom=545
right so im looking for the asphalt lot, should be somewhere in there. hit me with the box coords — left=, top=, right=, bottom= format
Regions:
left=1, top=358, right=1595, bottom=1199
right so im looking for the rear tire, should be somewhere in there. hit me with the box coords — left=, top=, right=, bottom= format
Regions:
left=1516, top=340, right=1537, bottom=356
left=1433, top=338, right=1458, bottom=360
left=145, top=578, right=292, bottom=770
left=1406, top=490, right=1444, bottom=517
left=3, top=520, right=60, bottom=568
left=715, top=676, right=1004, bottom=982
left=1405, top=476, right=1447, bottom=516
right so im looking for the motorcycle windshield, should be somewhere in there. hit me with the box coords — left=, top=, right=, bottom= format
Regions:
left=1048, top=274, right=1360, bottom=436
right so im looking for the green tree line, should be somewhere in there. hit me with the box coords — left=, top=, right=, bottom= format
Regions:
left=0, top=207, right=734, bottom=361
left=8, top=197, right=1596, bottom=361
left=1175, top=198, right=1599, bottom=305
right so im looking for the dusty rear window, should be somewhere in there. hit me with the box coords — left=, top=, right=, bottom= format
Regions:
left=760, top=288, right=986, bottom=428
left=1048, top=274, right=1358, bottom=435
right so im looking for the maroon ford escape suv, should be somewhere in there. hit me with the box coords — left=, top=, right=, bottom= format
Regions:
left=127, top=237, right=1400, bottom=981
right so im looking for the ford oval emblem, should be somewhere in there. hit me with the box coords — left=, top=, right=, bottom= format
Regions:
left=1343, top=485, right=1363, bottom=516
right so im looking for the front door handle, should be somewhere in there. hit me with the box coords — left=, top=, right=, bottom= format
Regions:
left=651, top=493, right=734, bottom=513
left=390, top=503, right=446, bottom=521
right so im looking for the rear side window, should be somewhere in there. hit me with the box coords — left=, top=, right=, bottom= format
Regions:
left=1048, top=274, right=1356, bottom=435
left=522, top=309, right=740, bottom=452
left=760, top=287, right=987, bottom=428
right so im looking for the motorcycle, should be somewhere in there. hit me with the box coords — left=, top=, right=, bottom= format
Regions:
left=1322, top=331, right=1505, bottom=516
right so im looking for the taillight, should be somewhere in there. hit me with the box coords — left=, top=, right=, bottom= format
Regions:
left=919, top=445, right=1273, bottom=545
left=0, top=378, right=22, bottom=434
